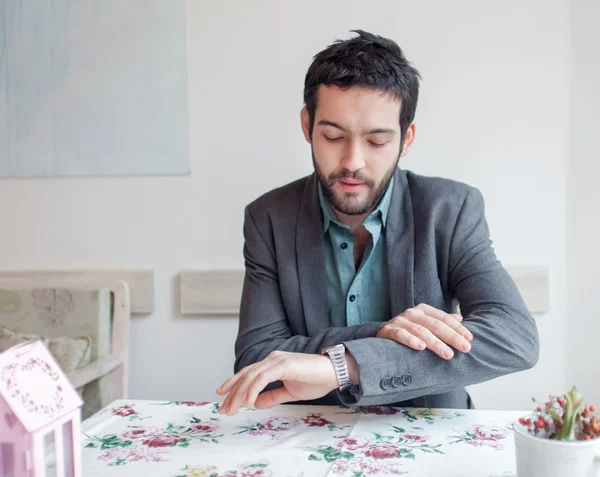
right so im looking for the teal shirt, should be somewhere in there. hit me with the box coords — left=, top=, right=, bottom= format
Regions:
left=318, top=178, right=393, bottom=328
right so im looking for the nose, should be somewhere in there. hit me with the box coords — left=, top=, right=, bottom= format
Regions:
left=340, top=139, right=366, bottom=172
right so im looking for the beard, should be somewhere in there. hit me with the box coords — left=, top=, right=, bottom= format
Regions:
left=312, top=148, right=400, bottom=216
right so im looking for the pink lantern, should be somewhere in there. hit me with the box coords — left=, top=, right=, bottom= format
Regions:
left=0, top=340, right=82, bottom=477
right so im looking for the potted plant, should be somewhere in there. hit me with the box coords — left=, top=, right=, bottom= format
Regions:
left=513, top=386, right=600, bottom=477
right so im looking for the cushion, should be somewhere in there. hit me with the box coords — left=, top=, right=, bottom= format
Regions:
left=0, top=325, right=92, bottom=373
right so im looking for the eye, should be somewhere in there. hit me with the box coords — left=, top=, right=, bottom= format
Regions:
left=324, top=136, right=343, bottom=142
left=369, top=141, right=387, bottom=148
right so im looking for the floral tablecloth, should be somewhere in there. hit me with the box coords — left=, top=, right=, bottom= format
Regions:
left=78, top=399, right=523, bottom=477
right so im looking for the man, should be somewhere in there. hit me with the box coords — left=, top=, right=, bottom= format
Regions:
left=216, top=30, right=539, bottom=416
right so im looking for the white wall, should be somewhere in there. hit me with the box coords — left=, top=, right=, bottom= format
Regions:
left=567, top=0, right=600, bottom=404
left=0, top=0, right=572, bottom=410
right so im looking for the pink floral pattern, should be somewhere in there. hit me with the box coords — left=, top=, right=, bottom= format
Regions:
left=329, top=455, right=407, bottom=475
left=81, top=401, right=521, bottom=476
left=121, top=428, right=159, bottom=440
left=234, top=416, right=302, bottom=440
left=175, top=461, right=273, bottom=477
left=1, top=358, right=64, bottom=417
left=337, top=437, right=370, bottom=451
left=448, top=425, right=509, bottom=450
left=84, top=415, right=224, bottom=465
left=31, top=288, right=75, bottom=326
left=235, top=412, right=350, bottom=440
left=365, top=444, right=404, bottom=459
left=307, top=423, right=440, bottom=476
left=97, top=444, right=169, bottom=466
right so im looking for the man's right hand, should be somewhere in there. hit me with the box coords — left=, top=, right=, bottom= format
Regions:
left=376, top=303, right=473, bottom=359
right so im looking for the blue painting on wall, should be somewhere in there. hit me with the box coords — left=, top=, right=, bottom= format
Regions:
left=0, top=0, right=189, bottom=177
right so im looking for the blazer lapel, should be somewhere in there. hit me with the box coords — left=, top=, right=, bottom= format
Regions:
left=296, top=173, right=329, bottom=335
left=386, top=169, right=416, bottom=317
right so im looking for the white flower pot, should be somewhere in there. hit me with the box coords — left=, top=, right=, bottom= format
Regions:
left=513, top=423, right=600, bottom=477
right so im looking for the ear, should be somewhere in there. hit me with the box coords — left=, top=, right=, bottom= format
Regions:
left=400, top=123, right=416, bottom=157
left=300, top=107, right=312, bottom=144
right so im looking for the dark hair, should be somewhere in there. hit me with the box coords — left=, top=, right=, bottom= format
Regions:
left=303, top=30, right=421, bottom=143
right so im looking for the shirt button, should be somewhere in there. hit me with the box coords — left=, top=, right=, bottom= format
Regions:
left=340, top=242, right=348, bottom=250
left=380, top=378, right=391, bottom=390
left=401, top=374, right=413, bottom=386
left=349, top=295, right=356, bottom=302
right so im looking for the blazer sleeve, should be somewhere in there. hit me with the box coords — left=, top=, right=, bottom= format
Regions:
left=234, top=205, right=385, bottom=373
left=339, top=187, right=540, bottom=406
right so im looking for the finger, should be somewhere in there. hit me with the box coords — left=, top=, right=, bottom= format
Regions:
left=254, top=387, right=295, bottom=409
left=385, top=326, right=426, bottom=350
left=402, top=318, right=455, bottom=359
left=217, top=365, right=253, bottom=396
left=218, top=363, right=261, bottom=414
left=410, top=312, right=470, bottom=354
left=244, top=363, right=289, bottom=408
left=414, top=304, right=473, bottom=343
left=224, top=361, right=280, bottom=416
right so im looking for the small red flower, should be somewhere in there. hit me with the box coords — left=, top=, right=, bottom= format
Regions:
left=142, top=435, right=178, bottom=447
left=301, top=413, right=331, bottom=427
left=191, top=423, right=218, bottom=434
left=112, top=406, right=137, bottom=417
left=365, top=444, right=401, bottom=459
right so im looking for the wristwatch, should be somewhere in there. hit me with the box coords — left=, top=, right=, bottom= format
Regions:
left=320, top=344, right=352, bottom=391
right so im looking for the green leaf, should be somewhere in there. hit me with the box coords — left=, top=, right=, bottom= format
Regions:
left=556, top=386, right=586, bottom=441
left=100, top=436, right=131, bottom=450
left=85, top=443, right=96, bottom=448
left=316, top=447, right=354, bottom=463
left=391, top=426, right=405, bottom=433
left=309, top=454, right=323, bottom=461
left=405, top=453, right=416, bottom=460
left=425, top=418, right=434, bottom=424
left=373, top=433, right=382, bottom=440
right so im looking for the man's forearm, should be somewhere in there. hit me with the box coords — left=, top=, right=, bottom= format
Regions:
left=234, top=320, right=385, bottom=373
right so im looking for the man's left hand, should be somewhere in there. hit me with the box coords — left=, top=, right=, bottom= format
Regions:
left=216, top=351, right=338, bottom=416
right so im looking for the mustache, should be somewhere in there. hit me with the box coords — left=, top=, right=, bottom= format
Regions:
left=327, top=170, right=375, bottom=188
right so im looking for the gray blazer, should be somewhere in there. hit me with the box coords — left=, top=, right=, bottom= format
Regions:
left=234, top=168, right=540, bottom=409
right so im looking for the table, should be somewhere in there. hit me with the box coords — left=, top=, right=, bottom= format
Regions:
left=78, top=399, right=524, bottom=476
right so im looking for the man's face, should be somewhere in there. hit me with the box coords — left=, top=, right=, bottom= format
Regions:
left=302, top=85, right=414, bottom=217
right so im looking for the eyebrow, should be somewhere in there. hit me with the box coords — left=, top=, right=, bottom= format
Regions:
left=317, top=120, right=396, bottom=135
